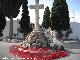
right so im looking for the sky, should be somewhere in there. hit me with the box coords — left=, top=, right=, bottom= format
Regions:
left=7, top=0, right=80, bottom=24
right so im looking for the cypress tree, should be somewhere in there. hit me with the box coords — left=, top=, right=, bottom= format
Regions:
left=42, top=6, right=51, bottom=29
left=51, top=0, right=70, bottom=39
left=2, top=0, right=23, bottom=18
left=2, top=0, right=23, bottom=39
left=51, top=0, right=70, bottom=30
left=19, top=0, right=32, bottom=37
left=0, top=6, right=6, bottom=36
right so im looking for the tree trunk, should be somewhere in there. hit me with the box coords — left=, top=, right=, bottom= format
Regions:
left=56, top=30, right=63, bottom=41
left=9, top=16, right=13, bottom=40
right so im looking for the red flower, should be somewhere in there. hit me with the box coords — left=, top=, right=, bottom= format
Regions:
left=42, top=55, right=52, bottom=60
left=42, top=47, right=50, bottom=51
left=59, top=51, right=68, bottom=57
left=49, top=52, right=59, bottom=59
left=10, top=45, right=69, bottom=60
left=23, top=47, right=28, bottom=50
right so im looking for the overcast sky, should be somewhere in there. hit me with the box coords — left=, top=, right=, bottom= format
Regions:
left=7, top=0, right=80, bottom=24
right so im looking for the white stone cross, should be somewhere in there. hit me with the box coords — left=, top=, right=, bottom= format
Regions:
left=29, top=0, right=44, bottom=29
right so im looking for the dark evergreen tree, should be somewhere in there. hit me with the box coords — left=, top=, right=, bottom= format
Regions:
left=0, top=6, right=6, bottom=36
left=1, top=0, right=23, bottom=39
left=50, top=0, right=70, bottom=39
left=2, top=0, right=23, bottom=18
left=42, top=6, right=51, bottom=29
left=19, top=0, right=32, bottom=37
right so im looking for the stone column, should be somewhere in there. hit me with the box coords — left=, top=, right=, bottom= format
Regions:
left=35, top=0, right=39, bottom=29
left=29, top=0, right=44, bottom=30
left=9, top=16, right=13, bottom=40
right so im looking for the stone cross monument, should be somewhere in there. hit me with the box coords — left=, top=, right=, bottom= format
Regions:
left=29, top=0, right=44, bottom=30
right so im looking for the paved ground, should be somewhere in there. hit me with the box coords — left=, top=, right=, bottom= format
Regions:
left=0, top=41, right=18, bottom=60
left=57, top=40, right=80, bottom=60
left=0, top=40, right=80, bottom=60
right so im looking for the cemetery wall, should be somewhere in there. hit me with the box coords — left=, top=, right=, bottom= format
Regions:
left=3, top=21, right=80, bottom=40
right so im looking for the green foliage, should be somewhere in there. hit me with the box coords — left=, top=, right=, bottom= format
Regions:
left=0, top=0, right=23, bottom=39
left=19, top=0, right=32, bottom=36
left=65, top=28, right=72, bottom=37
left=0, top=31, right=3, bottom=36
left=42, top=6, right=51, bottom=29
left=2, top=0, right=23, bottom=18
left=0, top=7, right=6, bottom=36
left=51, top=0, right=70, bottom=31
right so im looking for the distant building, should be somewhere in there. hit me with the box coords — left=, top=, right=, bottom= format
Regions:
left=3, top=20, right=80, bottom=40
left=3, top=19, right=34, bottom=38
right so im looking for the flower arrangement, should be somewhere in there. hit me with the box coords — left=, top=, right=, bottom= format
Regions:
left=9, top=28, right=69, bottom=60
left=9, top=45, right=68, bottom=60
